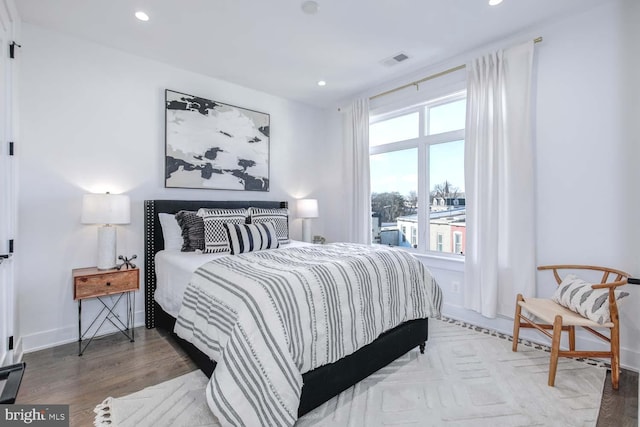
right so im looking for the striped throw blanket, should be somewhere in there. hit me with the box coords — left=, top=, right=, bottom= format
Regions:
left=174, top=243, right=442, bottom=427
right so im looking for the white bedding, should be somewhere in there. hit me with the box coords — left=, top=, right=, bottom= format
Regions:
left=174, top=243, right=443, bottom=426
left=154, top=240, right=311, bottom=317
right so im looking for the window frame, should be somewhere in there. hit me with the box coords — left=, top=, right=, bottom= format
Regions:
left=369, top=89, right=466, bottom=259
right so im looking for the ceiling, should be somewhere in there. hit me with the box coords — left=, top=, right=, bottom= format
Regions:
left=16, top=0, right=606, bottom=108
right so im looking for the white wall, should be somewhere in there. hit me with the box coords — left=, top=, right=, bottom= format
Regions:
left=17, top=24, right=336, bottom=352
left=18, top=0, right=640, bottom=372
left=334, top=0, right=640, bottom=370
left=533, top=0, right=639, bottom=369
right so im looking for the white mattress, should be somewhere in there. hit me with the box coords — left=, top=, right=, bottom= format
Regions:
left=154, top=240, right=311, bottom=317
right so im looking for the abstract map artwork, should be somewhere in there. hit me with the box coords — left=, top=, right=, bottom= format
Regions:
left=165, top=89, right=270, bottom=191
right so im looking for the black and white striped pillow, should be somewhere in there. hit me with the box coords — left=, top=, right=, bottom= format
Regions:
left=247, top=207, right=289, bottom=244
left=223, top=222, right=280, bottom=255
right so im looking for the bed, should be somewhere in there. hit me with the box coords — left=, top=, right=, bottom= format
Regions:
left=144, top=199, right=442, bottom=424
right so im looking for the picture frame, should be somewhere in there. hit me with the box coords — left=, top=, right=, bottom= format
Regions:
left=165, top=89, right=270, bottom=191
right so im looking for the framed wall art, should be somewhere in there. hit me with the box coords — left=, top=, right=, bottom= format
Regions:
left=165, top=89, right=270, bottom=191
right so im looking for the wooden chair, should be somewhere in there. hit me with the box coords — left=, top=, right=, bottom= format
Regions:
left=512, top=265, right=630, bottom=389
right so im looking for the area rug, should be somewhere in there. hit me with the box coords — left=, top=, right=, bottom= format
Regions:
left=95, top=318, right=606, bottom=426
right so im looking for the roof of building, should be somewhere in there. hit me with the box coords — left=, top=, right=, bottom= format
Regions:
left=396, top=207, right=466, bottom=222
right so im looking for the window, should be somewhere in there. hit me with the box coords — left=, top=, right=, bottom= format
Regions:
left=454, top=232, right=463, bottom=255
left=370, top=112, right=419, bottom=147
left=426, top=99, right=466, bottom=135
left=370, top=91, right=466, bottom=257
left=370, top=148, right=417, bottom=248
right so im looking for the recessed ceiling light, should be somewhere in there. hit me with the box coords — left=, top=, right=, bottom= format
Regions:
left=135, top=11, right=150, bottom=21
left=488, top=0, right=503, bottom=5
left=317, top=80, right=326, bottom=87
left=301, top=1, right=319, bottom=15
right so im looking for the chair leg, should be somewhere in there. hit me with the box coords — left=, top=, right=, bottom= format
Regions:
left=512, top=294, right=524, bottom=352
left=611, top=325, right=620, bottom=390
left=548, top=315, right=563, bottom=387
left=568, top=326, right=575, bottom=351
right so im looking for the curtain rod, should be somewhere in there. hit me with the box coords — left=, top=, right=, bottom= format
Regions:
left=369, top=36, right=543, bottom=101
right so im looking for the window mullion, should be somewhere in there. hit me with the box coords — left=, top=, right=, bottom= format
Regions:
left=369, top=138, right=419, bottom=156
left=424, top=129, right=465, bottom=145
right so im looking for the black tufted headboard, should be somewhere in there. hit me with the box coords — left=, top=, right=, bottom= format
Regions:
left=143, top=199, right=288, bottom=328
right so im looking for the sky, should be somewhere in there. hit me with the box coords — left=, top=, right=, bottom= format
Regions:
left=370, top=99, right=465, bottom=196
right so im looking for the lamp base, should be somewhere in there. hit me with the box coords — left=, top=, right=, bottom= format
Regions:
left=302, top=218, right=312, bottom=243
left=97, top=225, right=117, bottom=270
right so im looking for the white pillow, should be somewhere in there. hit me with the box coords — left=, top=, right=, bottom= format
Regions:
left=158, top=213, right=184, bottom=251
left=551, top=274, right=629, bottom=324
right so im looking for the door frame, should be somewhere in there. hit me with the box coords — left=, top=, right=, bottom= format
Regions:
left=0, top=0, right=20, bottom=366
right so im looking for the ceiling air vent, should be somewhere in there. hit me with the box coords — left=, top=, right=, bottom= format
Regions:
left=381, top=52, right=410, bottom=67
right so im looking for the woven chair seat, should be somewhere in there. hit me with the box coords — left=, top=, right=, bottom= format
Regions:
left=518, top=298, right=614, bottom=328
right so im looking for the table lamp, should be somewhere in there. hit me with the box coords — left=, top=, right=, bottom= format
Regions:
left=81, top=193, right=130, bottom=270
left=297, top=199, right=318, bottom=243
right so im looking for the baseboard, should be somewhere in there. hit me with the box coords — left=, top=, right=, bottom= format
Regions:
left=21, top=310, right=145, bottom=354
left=442, top=302, right=640, bottom=372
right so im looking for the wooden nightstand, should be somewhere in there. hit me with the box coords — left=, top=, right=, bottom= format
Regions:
left=73, top=266, right=139, bottom=356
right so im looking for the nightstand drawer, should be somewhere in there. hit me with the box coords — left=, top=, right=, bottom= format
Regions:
left=74, top=269, right=139, bottom=300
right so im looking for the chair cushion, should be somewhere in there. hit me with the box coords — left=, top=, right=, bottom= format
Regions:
left=551, top=274, right=629, bottom=325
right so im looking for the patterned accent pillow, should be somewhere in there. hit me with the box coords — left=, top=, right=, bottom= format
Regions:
left=551, top=274, right=629, bottom=324
left=247, top=207, right=289, bottom=244
left=174, top=211, right=204, bottom=252
left=197, top=208, right=248, bottom=253
left=223, top=222, right=280, bottom=255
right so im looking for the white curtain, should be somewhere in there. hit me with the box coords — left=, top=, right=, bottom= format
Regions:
left=464, top=41, right=536, bottom=318
left=342, top=98, right=371, bottom=244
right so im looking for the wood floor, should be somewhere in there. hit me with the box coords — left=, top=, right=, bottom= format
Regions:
left=598, top=369, right=638, bottom=427
left=17, top=327, right=197, bottom=427
left=17, top=326, right=638, bottom=427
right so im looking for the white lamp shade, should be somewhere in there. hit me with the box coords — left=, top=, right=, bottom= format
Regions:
left=297, top=199, right=319, bottom=219
left=81, top=193, right=131, bottom=225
